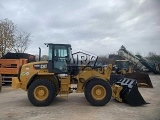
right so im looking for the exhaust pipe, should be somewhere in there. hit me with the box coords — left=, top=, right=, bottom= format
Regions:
left=39, top=47, right=41, bottom=61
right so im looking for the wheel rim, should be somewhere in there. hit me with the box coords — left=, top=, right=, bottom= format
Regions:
left=91, top=85, right=106, bottom=100
left=34, top=85, right=49, bottom=101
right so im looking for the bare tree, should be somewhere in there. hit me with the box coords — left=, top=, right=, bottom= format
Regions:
left=12, top=30, right=31, bottom=53
left=146, top=52, right=160, bottom=62
left=0, top=19, right=15, bottom=56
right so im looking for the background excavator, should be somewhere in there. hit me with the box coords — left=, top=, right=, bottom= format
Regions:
left=12, top=43, right=147, bottom=106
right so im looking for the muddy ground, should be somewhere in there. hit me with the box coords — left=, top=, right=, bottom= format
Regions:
left=0, top=74, right=160, bottom=120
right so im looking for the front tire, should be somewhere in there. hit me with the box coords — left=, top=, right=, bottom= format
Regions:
left=85, top=78, right=112, bottom=106
left=28, top=79, right=56, bottom=106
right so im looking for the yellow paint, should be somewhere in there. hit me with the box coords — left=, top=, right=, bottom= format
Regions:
left=12, top=77, right=21, bottom=89
left=91, top=85, right=106, bottom=100
left=34, top=85, right=49, bottom=101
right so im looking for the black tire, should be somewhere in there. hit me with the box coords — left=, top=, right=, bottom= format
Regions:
left=84, top=78, right=112, bottom=106
left=28, top=79, right=56, bottom=106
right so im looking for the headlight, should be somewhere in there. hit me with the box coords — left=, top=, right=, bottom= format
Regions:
left=40, top=64, right=47, bottom=69
left=33, top=64, right=47, bottom=69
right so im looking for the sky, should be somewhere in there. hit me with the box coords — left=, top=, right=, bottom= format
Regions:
left=0, top=0, right=160, bottom=56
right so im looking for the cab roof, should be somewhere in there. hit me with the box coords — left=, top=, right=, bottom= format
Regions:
left=44, top=43, right=71, bottom=47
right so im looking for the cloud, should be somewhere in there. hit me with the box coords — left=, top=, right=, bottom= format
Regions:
left=0, top=0, right=160, bottom=56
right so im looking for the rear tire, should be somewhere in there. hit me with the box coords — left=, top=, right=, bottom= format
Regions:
left=85, top=78, right=112, bottom=106
left=28, top=79, right=56, bottom=106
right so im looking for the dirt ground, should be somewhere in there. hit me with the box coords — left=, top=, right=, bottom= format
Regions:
left=0, top=74, right=160, bottom=120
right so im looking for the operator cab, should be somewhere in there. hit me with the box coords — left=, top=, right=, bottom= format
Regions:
left=116, top=60, right=129, bottom=70
left=46, top=43, right=73, bottom=74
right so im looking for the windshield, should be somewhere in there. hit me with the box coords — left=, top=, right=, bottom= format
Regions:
left=117, top=61, right=129, bottom=69
left=48, top=46, right=53, bottom=60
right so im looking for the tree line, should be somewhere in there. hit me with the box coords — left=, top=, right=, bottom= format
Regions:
left=146, top=52, right=160, bottom=62
left=0, top=18, right=31, bottom=57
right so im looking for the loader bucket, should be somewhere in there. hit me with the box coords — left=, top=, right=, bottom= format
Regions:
left=124, top=72, right=153, bottom=88
left=116, top=78, right=147, bottom=106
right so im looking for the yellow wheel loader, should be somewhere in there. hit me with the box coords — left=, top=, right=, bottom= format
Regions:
left=114, top=60, right=133, bottom=75
left=12, top=43, right=147, bottom=106
left=111, top=60, right=153, bottom=88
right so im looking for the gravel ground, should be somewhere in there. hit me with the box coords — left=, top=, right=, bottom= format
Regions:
left=0, top=74, right=160, bottom=120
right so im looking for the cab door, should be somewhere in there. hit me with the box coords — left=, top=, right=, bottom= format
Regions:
left=48, top=44, right=70, bottom=74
